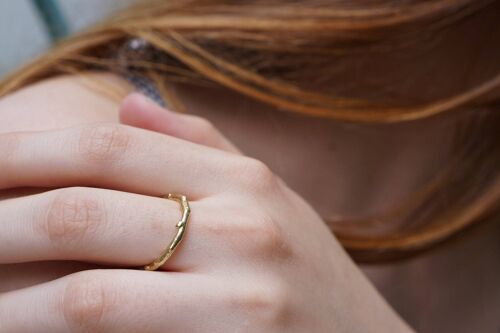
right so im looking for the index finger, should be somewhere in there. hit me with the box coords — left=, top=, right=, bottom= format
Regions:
left=119, top=93, right=242, bottom=154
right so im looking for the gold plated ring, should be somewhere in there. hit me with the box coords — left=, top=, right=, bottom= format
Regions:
left=144, top=193, right=190, bottom=271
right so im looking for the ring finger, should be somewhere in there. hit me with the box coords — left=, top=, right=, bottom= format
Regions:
left=0, top=187, right=231, bottom=271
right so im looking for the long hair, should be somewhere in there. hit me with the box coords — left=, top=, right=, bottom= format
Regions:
left=1, top=0, right=499, bottom=261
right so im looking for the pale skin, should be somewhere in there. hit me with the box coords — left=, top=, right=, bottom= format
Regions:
left=3, top=6, right=500, bottom=329
left=0, top=74, right=417, bottom=332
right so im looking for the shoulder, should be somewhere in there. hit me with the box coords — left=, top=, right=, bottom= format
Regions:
left=0, top=72, right=133, bottom=133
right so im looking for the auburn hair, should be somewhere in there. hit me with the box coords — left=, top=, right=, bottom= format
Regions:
left=1, top=0, right=499, bottom=261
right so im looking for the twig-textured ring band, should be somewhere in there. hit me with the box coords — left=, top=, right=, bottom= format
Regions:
left=144, top=193, right=190, bottom=271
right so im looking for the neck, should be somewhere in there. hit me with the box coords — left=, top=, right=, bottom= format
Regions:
left=170, top=84, right=457, bottom=223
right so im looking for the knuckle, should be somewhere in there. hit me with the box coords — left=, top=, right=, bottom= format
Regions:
left=189, top=117, right=216, bottom=142
left=0, top=133, right=20, bottom=181
left=234, top=158, right=279, bottom=193
left=232, top=212, right=292, bottom=259
left=78, top=124, right=130, bottom=162
left=0, top=132, right=20, bottom=161
left=234, top=281, right=291, bottom=328
left=63, top=274, right=112, bottom=331
left=42, top=188, right=105, bottom=246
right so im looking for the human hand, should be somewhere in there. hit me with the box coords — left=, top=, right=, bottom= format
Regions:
left=0, top=94, right=412, bottom=332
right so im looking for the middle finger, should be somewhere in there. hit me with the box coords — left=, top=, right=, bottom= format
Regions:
left=0, top=123, right=238, bottom=198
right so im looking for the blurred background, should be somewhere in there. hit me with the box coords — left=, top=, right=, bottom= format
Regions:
left=0, top=0, right=135, bottom=78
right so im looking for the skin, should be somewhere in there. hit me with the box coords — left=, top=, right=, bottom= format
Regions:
left=2, top=3, right=500, bottom=330
left=0, top=75, right=414, bottom=332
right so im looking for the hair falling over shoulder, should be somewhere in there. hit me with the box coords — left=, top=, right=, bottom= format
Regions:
left=1, top=0, right=499, bottom=261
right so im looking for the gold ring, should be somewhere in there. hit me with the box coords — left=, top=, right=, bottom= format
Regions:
left=144, top=193, right=190, bottom=271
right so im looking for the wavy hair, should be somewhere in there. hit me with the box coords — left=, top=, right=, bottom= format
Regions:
left=1, top=0, right=499, bottom=261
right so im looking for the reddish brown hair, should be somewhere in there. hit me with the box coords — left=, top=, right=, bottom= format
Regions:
left=1, top=0, right=499, bottom=260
